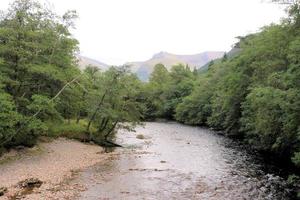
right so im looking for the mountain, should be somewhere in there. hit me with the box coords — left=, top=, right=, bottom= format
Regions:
left=76, top=51, right=225, bottom=81
left=77, top=55, right=109, bottom=71
left=126, top=51, right=225, bottom=81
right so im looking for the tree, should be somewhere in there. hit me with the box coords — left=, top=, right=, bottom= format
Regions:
left=85, top=66, right=143, bottom=145
left=0, top=0, right=79, bottom=147
left=149, top=63, right=170, bottom=83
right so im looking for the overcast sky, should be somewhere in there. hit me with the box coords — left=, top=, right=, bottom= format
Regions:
left=0, top=0, right=287, bottom=65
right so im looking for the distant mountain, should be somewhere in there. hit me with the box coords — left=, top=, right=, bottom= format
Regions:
left=77, top=55, right=109, bottom=71
left=126, top=51, right=225, bottom=81
left=76, top=51, right=225, bottom=81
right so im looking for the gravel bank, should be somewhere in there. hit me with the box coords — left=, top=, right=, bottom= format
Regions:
left=0, top=138, right=106, bottom=200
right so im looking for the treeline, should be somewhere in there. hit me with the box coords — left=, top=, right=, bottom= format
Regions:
left=0, top=0, right=143, bottom=151
left=143, top=3, right=300, bottom=170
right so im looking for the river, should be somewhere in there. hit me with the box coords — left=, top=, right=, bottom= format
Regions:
left=75, top=122, right=292, bottom=200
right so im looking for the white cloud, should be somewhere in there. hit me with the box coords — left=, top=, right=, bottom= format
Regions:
left=0, top=0, right=287, bottom=65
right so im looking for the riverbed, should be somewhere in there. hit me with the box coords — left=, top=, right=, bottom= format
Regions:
left=75, top=122, right=292, bottom=200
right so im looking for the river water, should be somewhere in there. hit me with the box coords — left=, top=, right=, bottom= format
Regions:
left=76, top=122, right=293, bottom=200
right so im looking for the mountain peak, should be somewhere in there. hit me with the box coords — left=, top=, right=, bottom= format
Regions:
left=129, top=51, right=225, bottom=81
left=152, top=51, right=170, bottom=59
left=76, top=51, right=225, bottom=82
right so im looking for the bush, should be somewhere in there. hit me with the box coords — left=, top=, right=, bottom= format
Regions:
left=9, top=117, right=47, bottom=147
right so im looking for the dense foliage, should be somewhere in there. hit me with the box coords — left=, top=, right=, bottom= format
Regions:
left=142, top=63, right=195, bottom=119
left=0, top=0, right=143, bottom=151
left=144, top=4, right=300, bottom=169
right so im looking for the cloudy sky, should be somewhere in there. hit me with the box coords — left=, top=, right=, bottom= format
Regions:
left=0, top=0, right=287, bottom=65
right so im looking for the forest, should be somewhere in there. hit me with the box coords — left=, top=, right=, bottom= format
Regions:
left=0, top=0, right=299, bottom=194
left=0, top=0, right=145, bottom=149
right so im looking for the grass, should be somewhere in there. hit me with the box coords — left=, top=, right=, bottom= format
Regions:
left=45, top=119, right=118, bottom=147
left=46, top=119, right=94, bottom=142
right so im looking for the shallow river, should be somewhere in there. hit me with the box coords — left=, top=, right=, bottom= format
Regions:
left=76, top=122, right=292, bottom=200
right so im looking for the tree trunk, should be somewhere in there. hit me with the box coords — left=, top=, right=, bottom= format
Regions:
left=104, top=121, right=118, bottom=141
left=86, top=92, right=106, bottom=132
left=97, top=118, right=106, bottom=133
left=76, top=116, right=80, bottom=124
left=99, top=118, right=109, bottom=133
left=76, top=91, right=86, bottom=124
left=86, top=73, right=120, bottom=132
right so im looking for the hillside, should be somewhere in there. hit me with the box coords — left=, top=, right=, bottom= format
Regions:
left=76, top=52, right=225, bottom=81
left=127, top=51, right=225, bottom=81
left=77, top=55, right=109, bottom=71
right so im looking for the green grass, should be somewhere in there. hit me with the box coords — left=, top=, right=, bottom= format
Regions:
left=46, top=119, right=95, bottom=142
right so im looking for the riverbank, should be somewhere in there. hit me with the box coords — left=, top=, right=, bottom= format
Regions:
left=0, top=138, right=106, bottom=200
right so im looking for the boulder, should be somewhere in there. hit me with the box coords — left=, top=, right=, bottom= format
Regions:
left=19, top=178, right=43, bottom=188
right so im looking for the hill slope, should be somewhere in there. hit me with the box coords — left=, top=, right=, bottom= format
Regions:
left=127, top=51, right=225, bottom=81
left=76, top=52, right=225, bottom=81
left=77, top=55, right=109, bottom=71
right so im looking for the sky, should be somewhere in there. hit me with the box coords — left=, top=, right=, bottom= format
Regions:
left=0, top=0, right=287, bottom=65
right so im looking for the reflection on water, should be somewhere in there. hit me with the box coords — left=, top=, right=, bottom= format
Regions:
left=77, top=122, right=293, bottom=200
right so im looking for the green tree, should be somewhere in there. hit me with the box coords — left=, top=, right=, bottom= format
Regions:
left=0, top=0, right=79, bottom=147
left=85, top=67, right=143, bottom=145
